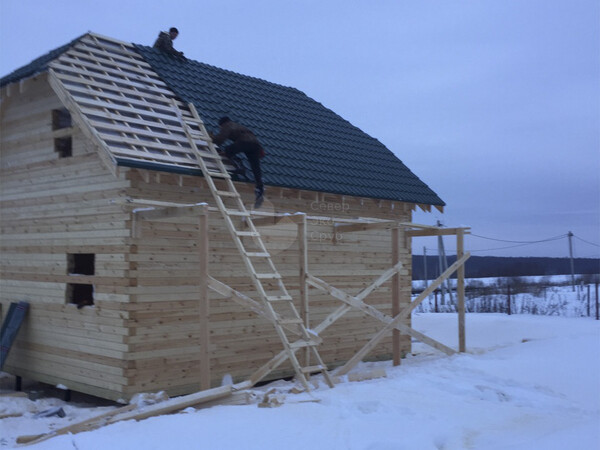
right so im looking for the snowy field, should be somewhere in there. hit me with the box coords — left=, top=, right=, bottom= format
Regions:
left=1, top=313, right=598, bottom=449
left=413, top=276, right=599, bottom=317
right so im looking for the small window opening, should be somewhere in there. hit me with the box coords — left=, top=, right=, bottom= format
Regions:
left=67, top=253, right=95, bottom=308
left=52, top=108, right=72, bottom=130
left=53, top=108, right=73, bottom=158
left=54, top=137, right=72, bottom=158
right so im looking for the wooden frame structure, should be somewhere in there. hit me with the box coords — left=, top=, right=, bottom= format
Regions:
left=129, top=199, right=470, bottom=388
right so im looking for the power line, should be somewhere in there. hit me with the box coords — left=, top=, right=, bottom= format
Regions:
left=574, top=235, right=600, bottom=248
left=418, top=232, right=598, bottom=256
left=469, top=233, right=568, bottom=244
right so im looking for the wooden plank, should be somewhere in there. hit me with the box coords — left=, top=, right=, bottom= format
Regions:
left=17, top=404, right=138, bottom=445
left=297, top=214, right=310, bottom=367
left=134, top=204, right=208, bottom=221
left=47, top=68, right=118, bottom=176
left=406, top=227, right=471, bottom=237
left=391, top=227, right=401, bottom=365
left=457, top=229, right=466, bottom=352
left=110, top=385, right=232, bottom=423
left=334, top=221, right=397, bottom=233
left=198, top=206, right=210, bottom=390
left=335, top=252, right=471, bottom=376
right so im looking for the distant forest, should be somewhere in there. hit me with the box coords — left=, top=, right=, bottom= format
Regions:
left=412, top=255, right=600, bottom=280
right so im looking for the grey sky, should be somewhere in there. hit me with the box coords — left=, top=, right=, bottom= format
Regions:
left=1, top=0, right=598, bottom=258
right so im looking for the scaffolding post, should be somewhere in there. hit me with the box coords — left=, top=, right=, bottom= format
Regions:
left=457, top=229, right=466, bottom=352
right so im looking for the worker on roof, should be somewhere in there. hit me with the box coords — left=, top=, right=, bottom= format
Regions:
left=153, top=27, right=184, bottom=58
left=211, top=117, right=265, bottom=209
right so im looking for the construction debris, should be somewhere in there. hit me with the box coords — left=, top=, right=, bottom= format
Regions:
left=257, top=388, right=285, bottom=408
left=33, top=407, right=66, bottom=419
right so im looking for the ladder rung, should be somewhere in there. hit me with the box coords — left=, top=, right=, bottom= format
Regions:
left=277, top=318, right=303, bottom=325
left=227, top=210, right=251, bottom=217
left=301, top=365, right=327, bottom=373
left=265, top=294, right=292, bottom=302
left=196, top=152, right=222, bottom=160
left=206, top=171, right=231, bottom=179
left=245, top=251, right=270, bottom=258
left=289, top=340, right=319, bottom=349
left=255, top=273, right=281, bottom=279
left=216, top=190, right=240, bottom=198
left=235, top=231, right=260, bottom=237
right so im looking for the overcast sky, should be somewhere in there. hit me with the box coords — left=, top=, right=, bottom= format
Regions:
left=1, top=0, right=598, bottom=258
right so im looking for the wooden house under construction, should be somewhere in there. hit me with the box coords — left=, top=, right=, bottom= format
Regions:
left=0, top=33, right=469, bottom=401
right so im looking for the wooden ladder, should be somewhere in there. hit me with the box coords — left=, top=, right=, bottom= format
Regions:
left=172, top=100, right=334, bottom=391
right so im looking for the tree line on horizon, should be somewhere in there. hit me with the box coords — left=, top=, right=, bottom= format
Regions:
left=411, top=255, right=600, bottom=280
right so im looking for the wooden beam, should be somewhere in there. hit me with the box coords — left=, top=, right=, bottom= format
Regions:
left=406, top=227, right=471, bottom=237
left=306, top=261, right=402, bottom=320
left=250, top=212, right=306, bottom=227
left=307, top=272, right=454, bottom=356
left=356, top=260, right=403, bottom=302
left=106, top=385, right=232, bottom=423
left=334, top=252, right=471, bottom=376
left=457, top=229, right=466, bottom=352
left=391, top=227, right=401, bottom=366
left=334, top=221, right=397, bottom=233
left=198, top=205, right=210, bottom=390
left=393, top=323, right=455, bottom=356
left=297, top=215, right=310, bottom=367
left=16, top=404, right=138, bottom=445
left=47, top=68, right=118, bottom=177
left=133, top=203, right=209, bottom=221
left=207, top=277, right=311, bottom=340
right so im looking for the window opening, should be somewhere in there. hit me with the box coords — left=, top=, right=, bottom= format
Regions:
left=52, top=108, right=73, bottom=158
left=66, top=253, right=95, bottom=308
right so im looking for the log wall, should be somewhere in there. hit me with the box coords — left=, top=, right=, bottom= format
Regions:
left=125, top=170, right=413, bottom=396
left=1, top=76, right=133, bottom=400
left=1, top=75, right=414, bottom=401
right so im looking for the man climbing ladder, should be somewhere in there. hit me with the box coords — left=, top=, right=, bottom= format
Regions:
left=173, top=100, right=333, bottom=391
left=211, top=117, right=265, bottom=209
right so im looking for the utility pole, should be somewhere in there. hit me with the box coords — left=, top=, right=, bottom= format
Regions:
left=568, top=231, right=575, bottom=291
left=437, top=221, right=453, bottom=305
left=437, top=221, right=446, bottom=304
left=423, top=246, right=428, bottom=291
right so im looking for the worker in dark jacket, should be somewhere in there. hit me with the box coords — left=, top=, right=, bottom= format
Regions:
left=211, top=117, right=265, bottom=208
left=153, top=27, right=184, bottom=58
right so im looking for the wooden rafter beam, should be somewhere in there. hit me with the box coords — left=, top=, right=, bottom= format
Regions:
left=334, top=221, right=398, bottom=233
left=406, top=227, right=471, bottom=237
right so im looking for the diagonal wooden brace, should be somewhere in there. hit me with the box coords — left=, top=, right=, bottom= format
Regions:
left=335, top=252, right=471, bottom=376
left=207, top=276, right=318, bottom=340
left=307, top=274, right=455, bottom=356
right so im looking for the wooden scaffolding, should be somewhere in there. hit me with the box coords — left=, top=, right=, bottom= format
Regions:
left=128, top=199, right=470, bottom=389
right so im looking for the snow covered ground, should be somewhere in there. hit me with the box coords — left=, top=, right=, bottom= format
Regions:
left=1, top=313, right=598, bottom=449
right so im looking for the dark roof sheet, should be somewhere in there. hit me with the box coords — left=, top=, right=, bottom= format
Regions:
left=134, top=46, right=444, bottom=206
left=0, top=33, right=444, bottom=206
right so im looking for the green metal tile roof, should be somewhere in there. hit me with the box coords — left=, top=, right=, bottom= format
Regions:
left=134, top=45, right=444, bottom=207
left=1, top=33, right=444, bottom=207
